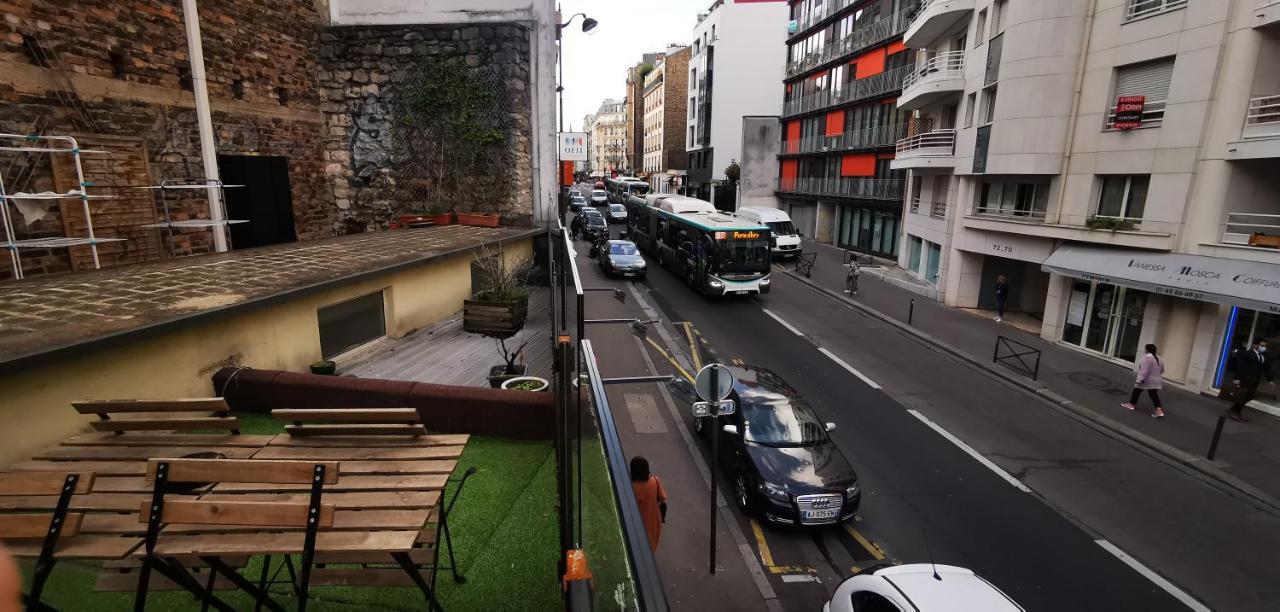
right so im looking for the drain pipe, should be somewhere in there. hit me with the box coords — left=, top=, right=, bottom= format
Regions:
left=1050, top=0, right=1098, bottom=225
left=180, top=0, right=228, bottom=252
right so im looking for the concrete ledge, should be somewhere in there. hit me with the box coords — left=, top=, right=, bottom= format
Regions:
left=783, top=267, right=1280, bottom=516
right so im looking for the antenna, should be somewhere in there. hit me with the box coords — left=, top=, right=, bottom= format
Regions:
left=921, top=525, right=941, bottom=581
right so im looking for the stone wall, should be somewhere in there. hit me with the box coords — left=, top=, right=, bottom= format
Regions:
left=316, top=24, right=534, bottom=229
left=0, top=0, right=336, bottom=279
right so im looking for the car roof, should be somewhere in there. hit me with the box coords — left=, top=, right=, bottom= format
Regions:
left=607, top=240, right=636, bottom=246
left=736, top=207, right=791, bottom=223
left=876, top=565, right=1023, bottom=611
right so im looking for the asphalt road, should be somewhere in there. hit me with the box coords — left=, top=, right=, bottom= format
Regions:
left=561, top=202, right=1249, bottom=611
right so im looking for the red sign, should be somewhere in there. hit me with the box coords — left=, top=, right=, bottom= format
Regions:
left=1114, top=95, right=1145, bottom=130
left=560, top=161, right=574, bottom=186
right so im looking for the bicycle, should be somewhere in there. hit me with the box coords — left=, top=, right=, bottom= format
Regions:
left=845, top=263, right=860, bottom=295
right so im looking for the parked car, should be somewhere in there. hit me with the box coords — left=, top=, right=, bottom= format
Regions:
left=824, top=564, right=1024, bottom=612
left=669, top=364, right=860, bottom=526
left=581, top=212, right=608, bottom=242
left=599, top=240, right=646, bottom=278
left=734, top=207, right=801, bottom=259
left=606, top=203, right=628, bottom=223
left=590, top=189, right=609, bottom=205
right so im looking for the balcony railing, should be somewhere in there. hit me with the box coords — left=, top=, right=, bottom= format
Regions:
left=1105, top=99, right=1167, bottom=129
left=1243, top=94, right=1280, bottom=138
left=1124, top=0, right=1187, bottom=22
left=779, top=177, right=904, bottom=201
left=783, top=66, right=911, bottom=117
left=896, top=129, right=956, bottom=157
left=1222, top=212, right=1280, bottom=247
left=784, top=123, right=907, bottom=156
left=785, top=6, right=916, bottom=78
left=931, top=201, right=947, bottom=218
left=974, top=205, right=1047, bottom=222
left=902, top=51, right=966, bottom=90
left=910, top=196, right=922, bottom=213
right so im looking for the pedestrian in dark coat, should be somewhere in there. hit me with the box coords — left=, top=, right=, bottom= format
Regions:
left=1227, top=338, right=1273, bottom=421
left=1122, top=344, right=1165, bottom=418
left=994, top=275, right=1010, bottom=322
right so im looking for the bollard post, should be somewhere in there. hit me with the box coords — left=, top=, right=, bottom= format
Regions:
left=908, top=299, right=915, bottom=326
left=1206, top=415, right=1227, bottom=461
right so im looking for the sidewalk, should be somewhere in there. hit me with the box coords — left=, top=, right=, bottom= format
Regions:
left=786, top=240, right=1280, bottom=511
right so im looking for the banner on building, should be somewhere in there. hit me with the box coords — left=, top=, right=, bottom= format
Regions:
left=558, top=132, right=588, bottom=161
left=1113, top=95, right=1146, bottom=130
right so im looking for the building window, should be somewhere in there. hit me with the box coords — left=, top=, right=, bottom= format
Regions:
left=963, top=92, right=977, bottom=127
left=1096, top=175, right=1149, bottom=220
left=974, top=9, right=988, bottom=47
left=980, top=86, right=997, bottom=124
left=1106, top=57, right=1174, bottom=129
left=992, top=0, right=1008, bottom=37
left=1124, top=0, right=1187, bottom=22
left=976, top=178, right=1050, bottom=220
left=318, top=291, right=387, bottom=359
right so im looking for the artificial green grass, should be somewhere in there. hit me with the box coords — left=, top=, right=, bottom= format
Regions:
left=20, top=415, right=562, bottom=611
left=578, top=435, right=639, bottom=611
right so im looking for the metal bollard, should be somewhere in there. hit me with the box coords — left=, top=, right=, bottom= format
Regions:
left=908, top=299, right=915, bottom=326
left=1206, top=415, right=1227, bottom=461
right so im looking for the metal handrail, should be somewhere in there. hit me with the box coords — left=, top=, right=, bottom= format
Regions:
left=902, top=51, right=966, bottom=90
left=1245, top=94, right=1280, bottom=129
left=1124, top=0, right=1187, bottom=22
left=910, top=196, right=922, bottom=214
left=783, top=66, right=911, bottom=117
left=779, top=177, right=904, bottom=201
left=785, top=123, right=907, bottom=155
left=974, top=205, right=1047, bottom=221
left=930, top=201, right=947, bottom=218
left=1222, top=212, right=1280, bottom=246
left=1105, top=99, right=1167, bottom=128
left=785, top=6, right=916, bottom=77
left=896, top=129, right=956, bottom=156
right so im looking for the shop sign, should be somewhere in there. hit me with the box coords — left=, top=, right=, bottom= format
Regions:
left=559, top=132, right=588, bottom=161
left=1114, top=96, right=1145, bottom=130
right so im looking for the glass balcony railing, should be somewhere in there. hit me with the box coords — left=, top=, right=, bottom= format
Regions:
left=778, top=177, right=904, bottom=201
left=782, top=66, right=911, bottom=117
left=785, top=6, right=916, bottom=78
left=783, top=123, right=907, bottom=155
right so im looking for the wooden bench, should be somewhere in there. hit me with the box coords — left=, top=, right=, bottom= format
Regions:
left=0, top=470, right=141, bottom=610
left=73, top=398, right=241, bottom=435
left=271, top=408, right=426, bottom=437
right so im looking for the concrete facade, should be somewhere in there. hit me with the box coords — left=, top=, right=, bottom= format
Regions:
left=896, top=0, right=1280, bottom=413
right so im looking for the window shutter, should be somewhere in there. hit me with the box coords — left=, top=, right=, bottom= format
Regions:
left=1114, top=58, right=1174, bottom=102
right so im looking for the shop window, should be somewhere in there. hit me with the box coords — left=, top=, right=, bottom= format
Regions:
left=318, top=291, right=387, bottom=359
left=1096, top=175, right=1149, bottom=220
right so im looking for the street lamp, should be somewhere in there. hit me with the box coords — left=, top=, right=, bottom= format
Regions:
left=557, top=11, right=597, bottom=219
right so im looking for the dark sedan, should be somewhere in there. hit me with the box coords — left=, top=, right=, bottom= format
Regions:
left=671, top=365, right=860, bottom=527
left=599, top=240, right=646, bottom=278
left=581, top=212, right=608, bottom=242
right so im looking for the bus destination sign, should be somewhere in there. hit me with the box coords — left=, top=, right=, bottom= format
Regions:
left=715, top=231, right=762, bottom=240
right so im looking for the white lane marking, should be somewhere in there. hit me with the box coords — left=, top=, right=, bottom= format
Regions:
left=761, top=308, right=805, bottom=336
left=907, top=409, right=1032, bottom=493
left=818, top=347, right=881, bottom=390
left=1095, top=540, right=1210, bottom=612
left=780, top=574, right=821, bottom=583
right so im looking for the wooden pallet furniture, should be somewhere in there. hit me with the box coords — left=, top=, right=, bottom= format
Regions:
left=72, top=398, right=241, bottom=435
left=271, top=407, right=426, bottom=438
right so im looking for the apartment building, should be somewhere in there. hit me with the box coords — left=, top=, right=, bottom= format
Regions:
left=591, top=99, right=628, bottom=176
left=582, top=113, right=596, bottom=175
left=777, top=0, right=917, bottom=255
left=625, top=52, right=667, bottom=174
left=895, top=0, right=1280, bottom=412
left=686, top=0, right=790, bottom=204
left=642, top=46, right=691, bottom=193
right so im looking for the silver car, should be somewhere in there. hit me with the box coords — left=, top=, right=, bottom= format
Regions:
left=607, top=203, right=628, bottom=223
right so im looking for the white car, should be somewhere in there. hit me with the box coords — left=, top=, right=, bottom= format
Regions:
left=590, top=189, right=608, bottom=205
left=734, top=206, right=801, bottom=258
left=824, top=564, right=1023, bottom=612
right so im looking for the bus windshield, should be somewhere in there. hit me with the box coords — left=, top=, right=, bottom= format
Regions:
left=715, top=239, right=770, bottom=275
left=627, top=183, right=650, bottom=196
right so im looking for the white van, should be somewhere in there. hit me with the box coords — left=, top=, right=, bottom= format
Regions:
left=734, top=207, right=801, bottom=258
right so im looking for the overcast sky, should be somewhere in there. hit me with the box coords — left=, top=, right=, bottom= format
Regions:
left=556, top=0, right=702, bottom=131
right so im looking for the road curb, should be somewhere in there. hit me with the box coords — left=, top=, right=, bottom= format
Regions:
left=782, top=267, right=1280, bottom=515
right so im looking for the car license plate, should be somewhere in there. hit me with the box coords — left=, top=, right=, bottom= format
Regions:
left=801, top=509, right=839, bottom=521
left=734, top=290, right=747, bottom=295
left=624, top=272, right=636, bottom=277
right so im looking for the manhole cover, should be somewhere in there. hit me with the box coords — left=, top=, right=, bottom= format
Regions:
left=1067, top=371, right=1113, bottom=389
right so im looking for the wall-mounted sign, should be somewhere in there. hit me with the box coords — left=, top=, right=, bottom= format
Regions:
left=1114, top=95, right=1145, bottom=130
left=787, top=20, right=798, bottom=34
left=559, top=132, right=588, bottom=161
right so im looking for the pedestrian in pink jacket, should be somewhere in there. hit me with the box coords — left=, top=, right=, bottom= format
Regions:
left=1122, top=344, right=1165, bottom=418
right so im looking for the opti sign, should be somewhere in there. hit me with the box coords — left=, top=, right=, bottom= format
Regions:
left=1113, top=95, right=1145, bottom=130
left=558, top=132, right=588, bottom=161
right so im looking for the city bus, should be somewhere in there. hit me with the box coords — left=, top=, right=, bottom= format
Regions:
left=606, top=176, right=650, bottom=203
left=625, top=193, right=772, bottom=295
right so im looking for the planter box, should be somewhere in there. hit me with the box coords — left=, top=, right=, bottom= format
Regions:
left=488, top=364, right=527, bottom=389
left=464, top=294, right=528, bottom=339
left=1249, top=233, right=1280, bottom=248
left=428, top=212, right=455, bottom=226
left=456, top=212, right=500, bottom=227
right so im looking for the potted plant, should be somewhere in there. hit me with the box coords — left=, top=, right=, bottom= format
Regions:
left=464, top=248, right=531, bottom=338
left=488, top=337, right=530, bottom=388
left=310, top=360, right=336, bottom=375
left=456, top=211, right=500, bottom=227
left=501, top=375, right=549, bottom=392
left=1085, top=216, right=1137, bottom=232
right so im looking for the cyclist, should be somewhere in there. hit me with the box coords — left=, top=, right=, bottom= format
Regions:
left=845, top=260, right=860, bottom=295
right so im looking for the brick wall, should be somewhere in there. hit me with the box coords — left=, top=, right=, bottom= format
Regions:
left=660, top=48, right=690, bottom=174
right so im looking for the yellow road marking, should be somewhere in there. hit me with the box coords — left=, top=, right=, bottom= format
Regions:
left=730, top=357, right=745, bottom=367
left=683, top=321, right=703, bottom=370
left=850, top=565, right=861, bottom=574
left=750, top=519, right=776, bottom=569
left=769, top=565, right=817, bottom=574
left=844, top=524, right=886, bottom=561
left=643, top=336, right=694, bottom=382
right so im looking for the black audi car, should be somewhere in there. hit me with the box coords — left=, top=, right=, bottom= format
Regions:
left=671, top=365, right=860, bottom=526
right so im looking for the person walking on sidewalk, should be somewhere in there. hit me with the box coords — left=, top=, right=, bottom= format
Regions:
left=1227, top=338, right=1273, bottom=422
left=845, top=260, right=861, bottom=295
left=994, top=275, right=1010, bottom=322
left=1122, top=344, right=1166, bottom=418
left=630, top=456, right=668, bottom=553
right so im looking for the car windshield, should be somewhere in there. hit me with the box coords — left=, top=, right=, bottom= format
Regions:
left=609, top=243, right=638, bottom=255
left=768, top=221, right=796, bottom=236
left=609, top=204, right=625, bottom=212
left=592, top=190, right=607, bottom=197
left=586, top=216, right=606, bottom=227
left=741, top=395, right=827, bottom=447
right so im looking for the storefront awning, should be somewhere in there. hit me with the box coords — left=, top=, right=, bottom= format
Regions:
left=1042, top=246, right=1280, bottom=316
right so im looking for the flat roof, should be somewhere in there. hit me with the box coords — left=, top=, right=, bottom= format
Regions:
left=0, top=225, right=542, bottom=371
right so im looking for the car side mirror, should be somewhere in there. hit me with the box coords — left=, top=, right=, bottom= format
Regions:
left=722, top=424, right=739, bottom=436
left=825, top=422, right=836, bottom=432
